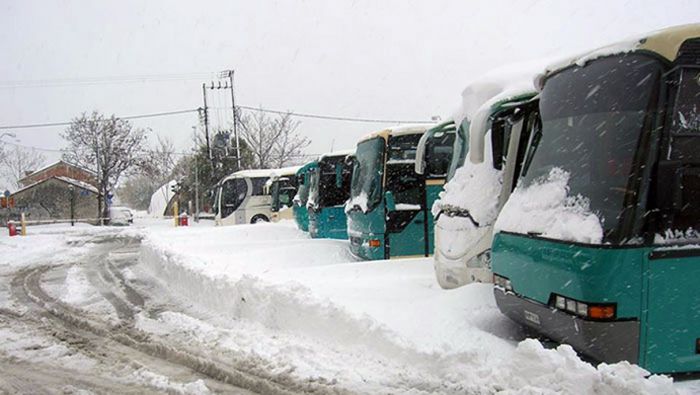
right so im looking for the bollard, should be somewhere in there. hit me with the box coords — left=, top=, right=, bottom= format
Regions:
left=20, top=213, right=26, bottom=236
left=8, top=221, right=17, bottom=237
left=173, top=201, right=179, bottom=227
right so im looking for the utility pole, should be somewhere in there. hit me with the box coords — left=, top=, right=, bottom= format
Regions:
left=69, top=185, right=75, bottom=226
left=194, top=154, right=200, bottom=222
left=95, top=130, right=103, bottom=225
left=203, top=71, right=241, bottom=169
left=201, top=83, right=212, bottom=161
left=222, top=69, right=242, bottom=170
left=190, top=126, right=201, bottom=223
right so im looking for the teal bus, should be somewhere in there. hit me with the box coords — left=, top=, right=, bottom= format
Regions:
left=492, top=24, right=700, bottom=373
left=427, top=92, right=539, bottom=289
left=307, top=150, right=354, bottom=239
left=346, top=124, right=455, bottom=260
left=292, top=161, right=317, bottom=231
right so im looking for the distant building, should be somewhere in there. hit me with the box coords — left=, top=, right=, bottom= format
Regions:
left=9, top=160, right=101, bottom=224
left=18, top=160, right=97, bottom=188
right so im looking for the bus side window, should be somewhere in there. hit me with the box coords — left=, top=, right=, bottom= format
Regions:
left=671, top=68, right=700, bottom=135
left=251, top=177, right=268, bottom=196
left=425, top=131, right=455, bottom=178
left=663, top=67, right=700, bottom=236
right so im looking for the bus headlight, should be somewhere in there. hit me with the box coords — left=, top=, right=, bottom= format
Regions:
left=551, top=293, right=616, bottom=320
left=493, top=274, right=513, bottom=292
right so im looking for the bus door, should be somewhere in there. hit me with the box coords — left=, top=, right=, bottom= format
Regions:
left=644, top=65, right=700, bottom=373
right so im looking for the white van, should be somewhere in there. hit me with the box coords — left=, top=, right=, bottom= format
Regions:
left=213, top=169, right=275, bottom=225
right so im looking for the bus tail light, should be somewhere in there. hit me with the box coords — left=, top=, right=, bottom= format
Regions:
left=552, top=294, right=616, bottom=320
left=368, top=239, right=381, bottom=248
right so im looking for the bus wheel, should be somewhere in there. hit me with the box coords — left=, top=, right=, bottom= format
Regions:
left=251, top=214, right=269, bottom=224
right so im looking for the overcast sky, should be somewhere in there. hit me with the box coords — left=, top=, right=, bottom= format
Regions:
left=1, top=0, right=699, bottom=189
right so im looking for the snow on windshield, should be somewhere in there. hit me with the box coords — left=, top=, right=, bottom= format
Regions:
left=494, top=167, right=604, bottom=244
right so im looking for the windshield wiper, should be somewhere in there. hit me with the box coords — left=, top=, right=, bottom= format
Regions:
left=435, top=205, right=480, bottom=227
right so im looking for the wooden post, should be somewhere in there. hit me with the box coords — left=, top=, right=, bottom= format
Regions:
left=20, top=212, right=26, bottom=236
left=173, top=201, right=179, bottom=227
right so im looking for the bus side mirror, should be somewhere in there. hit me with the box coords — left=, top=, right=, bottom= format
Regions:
left=384, top=191, right=396, bottom=211
left=345, top=155, right=355, bottom=167
left=415, top=131, right=430, bottom=175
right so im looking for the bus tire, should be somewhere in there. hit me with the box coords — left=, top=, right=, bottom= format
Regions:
left=251, top=214, right=269, bottom=224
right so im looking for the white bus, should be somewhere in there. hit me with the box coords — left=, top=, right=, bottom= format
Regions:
left=213, top=169, right=276, bottom=225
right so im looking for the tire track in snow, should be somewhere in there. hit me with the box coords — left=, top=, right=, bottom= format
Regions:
left=9, top=236, right=346, bottom=395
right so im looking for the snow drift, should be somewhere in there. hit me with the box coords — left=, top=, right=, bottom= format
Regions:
left=134, top=221, right=676, bottom=394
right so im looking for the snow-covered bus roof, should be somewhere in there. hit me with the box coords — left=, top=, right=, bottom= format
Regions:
left=536, top=24, right=700, bottom=89
left=220, top=168, right=276, bottom=183
left=452, top=58, right=554, bottom=128
left=357, top=124, right=433, bottom=144
left=318, top=148, right=355, bottom=161
left=268, top=165, right=303, bottom=179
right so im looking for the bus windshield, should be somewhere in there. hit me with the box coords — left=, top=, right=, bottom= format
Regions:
left=221, top=178, right=248, bottom=217
left=520, top=54, right=663, bottom=243
left=350, top=137, right=385, bottom=212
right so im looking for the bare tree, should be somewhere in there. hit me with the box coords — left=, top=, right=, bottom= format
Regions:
left=239, top=110, right=310, bottom=168
left=1, top=145, right=46, bottom=189
left=142, top=136, right=178, bottom=185
left=62, top=111, right=148, bottom=221
left=117, top=174, right=158, bottom=210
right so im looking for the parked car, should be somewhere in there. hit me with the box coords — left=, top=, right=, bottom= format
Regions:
left=109, top=206, right=134, bottom=226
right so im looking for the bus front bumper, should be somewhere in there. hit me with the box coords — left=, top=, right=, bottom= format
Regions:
left=349, top=234, right=385, bottom=260
left=494, top=288, right=639, bottom=364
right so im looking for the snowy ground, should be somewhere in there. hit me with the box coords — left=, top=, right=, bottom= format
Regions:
left=1, top=219, right=698, bottom=394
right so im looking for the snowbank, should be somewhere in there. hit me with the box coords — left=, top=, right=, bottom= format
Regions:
left=148, top=180, right=176, bottom=217
left=137, top=222, right=676, bottom=393
left=494, top=168, right=604, bottom=244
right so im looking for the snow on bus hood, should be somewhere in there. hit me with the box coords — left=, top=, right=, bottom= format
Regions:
left=433, top=159, right=502, bottom=224
left=494, top=168, right=604, bottom=244
left=345, top=191, right=369, bottom=214
left=433, top=158, right=502, bottom=259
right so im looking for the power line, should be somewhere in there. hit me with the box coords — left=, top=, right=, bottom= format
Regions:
left=236, top=105, right=434, bottom=124
left=0, top=109, right=199, bottom=130
left=0, top=105, right=433, bottom=131
left=0, top=72, right=215, bottom=89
